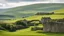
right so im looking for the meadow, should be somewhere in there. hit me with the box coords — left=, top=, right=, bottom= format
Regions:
left=0, top=3, right=64, bottom=36
left=0, top=13, right=64, bottom=36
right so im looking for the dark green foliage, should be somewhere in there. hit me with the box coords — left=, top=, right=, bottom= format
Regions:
left=15, top=25, right=25, bottom=30
left=28, top=20, right=40, bottom=26
left=35, top=12, right=54, bottom=15
left=16, top=21, right=27, bottom=27
left=0, top=23, right=16, bottom=32
left=0, top=19, right=41, bottom=32
left=0, top=19, right=30, bottom=32
left=0, top=22, right=29, bottom=32
left=27, top=21, right=34, bottom=26
left=8, top=25, right=16, bottom=32
left=31, top=27, right=37, bottom=31
left=15, top=19, right=29, bottom=28
left=31, top=27, right=43, bottom=31
left=0, top=26, right=5, bottom=30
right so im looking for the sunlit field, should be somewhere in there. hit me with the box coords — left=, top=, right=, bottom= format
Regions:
left=0, top=14, right=64, bottom=36
left=1, top=27, right=64, bottom=36
left=25, top=15, right=64, bottom=20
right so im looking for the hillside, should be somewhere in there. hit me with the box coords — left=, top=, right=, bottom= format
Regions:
left=54, top=9, right=64, bottom=13
left=0, top=9, right=8, bottom=13
left=0, top=3, right=64, bottom=19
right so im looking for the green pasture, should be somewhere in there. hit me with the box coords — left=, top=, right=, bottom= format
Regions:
left=0, top=14, right=64, bottom=36
left=0, top=5, right=64, bottom=36
left=0, top=26, right=64, bottom=36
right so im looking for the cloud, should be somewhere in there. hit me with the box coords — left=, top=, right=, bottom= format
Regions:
left=0, top=0, right=50, bottom=9
left=0, top=4, right=3, bottom=7
left=0, top=2, right=50, bottom=9
left=6, top=0, right=48, bottom=2
left=51, top=0, right=64, bottom=3
left=0, top=3, right=6, bottom=7
left=6, top=0, right=19, bottom=2
left=0, top=3, right=9, bottom=9
left=0, top=0, right=64, bottom=9
left=58, top=0, right=64, bottom=2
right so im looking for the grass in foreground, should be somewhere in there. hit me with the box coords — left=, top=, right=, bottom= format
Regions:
left=0, top=26, right=64, bottom=36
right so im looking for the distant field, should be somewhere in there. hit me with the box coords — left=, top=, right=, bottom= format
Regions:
left=24, top=15, right=64, bottom=21
left=0, top=13, right=64, bottom=23
left=0, top=8, right=64, bottom=24
left=54, top=9, right=64, bottom=13
left=0, top=3, right=64, bottom=18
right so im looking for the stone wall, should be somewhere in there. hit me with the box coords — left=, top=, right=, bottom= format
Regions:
left=35, top=12, right=54, bottom=15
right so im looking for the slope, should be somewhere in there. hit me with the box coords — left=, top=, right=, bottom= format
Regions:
left=0, top=3, right=64, bottom=19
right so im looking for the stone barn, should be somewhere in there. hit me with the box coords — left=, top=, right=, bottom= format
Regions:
left=41, top=17, right=64, bottom=32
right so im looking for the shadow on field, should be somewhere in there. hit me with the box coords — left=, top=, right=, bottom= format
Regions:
left=37, top=31, right=64, bottom=35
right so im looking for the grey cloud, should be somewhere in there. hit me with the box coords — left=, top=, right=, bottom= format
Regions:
left=20, top=0, right=48, bottom=1
left=0, top=5, right=3, bottom=7
left=6, top=0, right=49, bottom=2
left=6, top=0, right=20, bottom=2
left=59, top=0, right=64, bottom=2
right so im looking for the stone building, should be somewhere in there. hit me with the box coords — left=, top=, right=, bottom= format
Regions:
left=41, top=17, right=64, bottom=32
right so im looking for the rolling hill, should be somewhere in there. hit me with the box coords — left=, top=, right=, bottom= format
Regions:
left=0, top=3, right=64, bottom=19
left=0, top=9, right=8, bottom=13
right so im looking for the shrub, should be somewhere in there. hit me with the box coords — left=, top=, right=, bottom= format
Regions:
left=15, top=25, right=25, bottom=30
left=31, top=27, right=43, bottom=31
left=15, top=20, right=29, bottom=28
left=0, top=26, right=5, bottom=30
left=8, top=25, right=16, bottom=32
left=0, top=22, right=16, bottom=32
left=31, top=27, right=37, bottom=31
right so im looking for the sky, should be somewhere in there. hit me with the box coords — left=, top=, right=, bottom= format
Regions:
left=0, top=0, right=64, bottom=9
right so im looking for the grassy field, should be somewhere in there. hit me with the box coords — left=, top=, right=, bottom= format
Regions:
left=0, top=4, right=64, bottom=36
left=0, top=27, right=64, bottom=36
left=25, top=15, right=64, bottom=21
left=0, top=14, right=64, bottom=36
